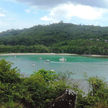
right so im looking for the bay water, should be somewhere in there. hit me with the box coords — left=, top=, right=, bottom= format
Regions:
left=0, top=55, right=108, bottom=81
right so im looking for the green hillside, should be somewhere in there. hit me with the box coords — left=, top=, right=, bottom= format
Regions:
left=0, top=22, right=108, bottom=54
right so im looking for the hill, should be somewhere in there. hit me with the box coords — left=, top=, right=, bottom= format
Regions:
left=0, top=22, right=108, bottom=54
left=0, top=22, right=108, bottom=45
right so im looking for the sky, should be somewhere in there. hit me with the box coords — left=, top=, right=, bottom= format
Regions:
left=0, top=0, right=108, bottom=32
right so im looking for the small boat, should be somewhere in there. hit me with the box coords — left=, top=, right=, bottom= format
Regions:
left=50, top=69, right=55, bottom=72
left=59, top=57, right=66, bottom=62
left=32, top=63, right=36, bottom=67
left=39, top=57, right=42, bottom=60
left=45, top=59, right=50, bottom=62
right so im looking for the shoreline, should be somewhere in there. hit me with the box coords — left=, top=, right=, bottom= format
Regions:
left=0, top=53, right=78, bottom=56
left=0, top=53, right=108, bottom=58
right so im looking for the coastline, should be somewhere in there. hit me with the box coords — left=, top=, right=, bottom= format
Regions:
left=0, top=53, right=108, bottom=58
left=82, top=54, right=108, bottom=58
left=0, top=53, right=78, bottom=56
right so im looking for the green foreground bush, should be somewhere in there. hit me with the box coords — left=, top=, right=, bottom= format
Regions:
left=0, top=59, right=108, bottom=108
left=0, top=59, right=67, bottom=108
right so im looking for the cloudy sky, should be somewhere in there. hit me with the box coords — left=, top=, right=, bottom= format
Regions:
left=0, top=0, right=108, bottom=31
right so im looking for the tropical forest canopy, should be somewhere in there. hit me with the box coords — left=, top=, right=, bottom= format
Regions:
left=0, top=22, right=108, bottom=54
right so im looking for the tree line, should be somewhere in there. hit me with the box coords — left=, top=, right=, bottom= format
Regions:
left=0, top=39, right=108, bottom=55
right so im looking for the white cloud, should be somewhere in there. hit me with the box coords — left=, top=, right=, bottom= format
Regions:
left=0, top=8, right=6, bottom=17
left=25, top=9, right=31, bottom=13
left=0, top=13, right=5, bottom=17
left=40, top=16, right=59, bottom=23
left=41, top=16, right=51, bottom=21
left=25, top=7, right=37, bottom=14
left=16, top=0, right=108, bottom=9
left=41, top=3, right=107, bottom=22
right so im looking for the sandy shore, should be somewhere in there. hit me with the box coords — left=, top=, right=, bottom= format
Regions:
left=82, top=54, right=108, bottom=58
left=0, top=53, right=108, bottom=58
left=0, top=53, right=78, bottom=56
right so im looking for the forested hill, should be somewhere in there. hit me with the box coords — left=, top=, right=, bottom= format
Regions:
left=0, top=22, right=108, bottom=54
left=0, top=22, right=108, bottom=46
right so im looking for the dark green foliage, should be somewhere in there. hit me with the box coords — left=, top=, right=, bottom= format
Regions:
left=51, top=39, right=108, bottom=55
left=23, top=69, right=67, bottom=108
left=0, top=45, right=49, bottom=53
left=0, top=23, right=108, bottom=46
left=0, top=23, right=108, bottom=54
left=0, top=60, right=23, bottom=104
left=0, top=60, right=67, bottom=108
left=76, top=77, right=108, bottom=108
left=0, top=59, right=20, bottom=83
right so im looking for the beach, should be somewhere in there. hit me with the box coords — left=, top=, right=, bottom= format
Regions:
left=0, top=53, right=108, bottom=58
left=0, top=53, right=78, bottom=56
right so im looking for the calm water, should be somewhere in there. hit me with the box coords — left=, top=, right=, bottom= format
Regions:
left=0, top=55, right=108, bottom=80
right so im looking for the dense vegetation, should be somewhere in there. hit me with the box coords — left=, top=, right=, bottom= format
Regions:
left=1, top=59, right=108, bottom=108
left=0, top=59, right=67, bottom=108
left=0, top=22, right=108, bottom=54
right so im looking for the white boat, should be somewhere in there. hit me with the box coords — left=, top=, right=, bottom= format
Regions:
left=50, top=69, right=55, bottom=72
left=45, top=59, right=50, bottom=62
left=59, top=57, right=66, bottom=62
left=32, top=63, right=36, bottom=67
left=39, top=57, right=42, bottom=60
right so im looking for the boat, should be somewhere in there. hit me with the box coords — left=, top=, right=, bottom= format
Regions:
left=45, top=59, right=50, bottom=62
left=59, top=57, right=66, bottom=62
left=50, top=69, right=55, bottom=71
left=39, top=57, right=42, bottom=60
left=32, top=63, right=36, bottom=67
